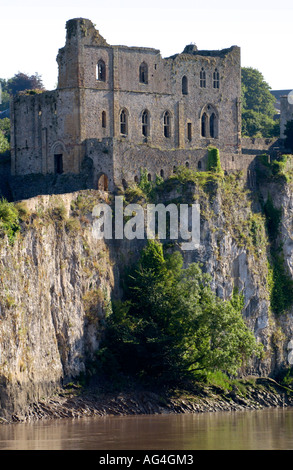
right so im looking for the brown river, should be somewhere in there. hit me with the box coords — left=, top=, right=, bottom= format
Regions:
left=1, top=407, right=293, bottom=450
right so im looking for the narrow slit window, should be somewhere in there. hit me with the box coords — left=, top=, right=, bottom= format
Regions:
left=102, top=111, right=106, bottom=128
left=187, top=122, right=192, bottom=141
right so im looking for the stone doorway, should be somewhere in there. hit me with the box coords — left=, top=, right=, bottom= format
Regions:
left=97, top=173, right=109, bottom=191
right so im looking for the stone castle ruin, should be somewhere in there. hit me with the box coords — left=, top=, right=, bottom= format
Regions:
left=9, top=18, right=280, bottom=196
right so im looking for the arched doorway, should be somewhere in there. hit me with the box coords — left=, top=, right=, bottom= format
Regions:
left=97, top=173, right=109, bottom=191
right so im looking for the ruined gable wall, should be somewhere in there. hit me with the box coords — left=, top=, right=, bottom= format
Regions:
left=11, top=89, right=83, bottom=176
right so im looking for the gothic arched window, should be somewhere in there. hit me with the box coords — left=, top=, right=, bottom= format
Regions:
left=200, top=105, right=218, bottom=138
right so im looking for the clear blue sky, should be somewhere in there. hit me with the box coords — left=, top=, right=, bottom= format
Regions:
left=1, top=0, right=292, bottom=91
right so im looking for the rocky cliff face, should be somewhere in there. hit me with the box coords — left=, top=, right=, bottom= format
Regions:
left=0, top=173, right=293, bottom=420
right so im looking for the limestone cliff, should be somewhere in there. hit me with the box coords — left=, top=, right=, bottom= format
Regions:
left=0, top=172, right=293, bottom=420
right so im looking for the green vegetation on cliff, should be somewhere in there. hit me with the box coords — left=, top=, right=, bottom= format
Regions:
left=97, top=240, right=262, bottom=385
left=0, top=198, right=20, bottom=243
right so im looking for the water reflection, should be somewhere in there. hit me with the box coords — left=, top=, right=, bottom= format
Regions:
left=1, top=408, right=293, bottom=450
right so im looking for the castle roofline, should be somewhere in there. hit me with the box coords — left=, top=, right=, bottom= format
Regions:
left=167, top=44, right=239, bottom=60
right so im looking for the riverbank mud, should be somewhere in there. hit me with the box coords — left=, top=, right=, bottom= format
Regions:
left=1, top=377, right=293, bottom=424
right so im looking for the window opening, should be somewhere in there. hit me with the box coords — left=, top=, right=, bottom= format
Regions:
left=164, top=111, right=171, bottom=138
left=213, top=68, right=220, bottom=89
left=120, top=109, right=128, bottom=135
left=102, top=111, right=106, bottom=128
left=187, top=122, right=192, bottom=141
left=210, top=113, right=216, bottom=138
left=201, top=113, right=208, bottom=137
left=54, top=154, right=63, bottom=174
left=142, top=110, right=149, bottom=137
left=200, top=68, right=206, bottom=88
left=182, top=76, right=188, bottom=95
left=139, top=62, right=148, bottom=84
left=96, top=60, right=106, bottom=81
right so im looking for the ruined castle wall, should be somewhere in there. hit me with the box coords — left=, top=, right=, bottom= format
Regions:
left=11, top=89, right=84, bottom=176
left=280, top=95, right=293, bottom=139
left=11, top=18, right=242, bottom=188
left=74, top=24, right=241, bottom=154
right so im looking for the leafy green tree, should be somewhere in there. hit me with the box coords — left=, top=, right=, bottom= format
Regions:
left=0, top=118, right=10, bottom=142
left=0, top=198, right=20, bottom=243
left=98, top=240, right=261, bottom=384
left=241, top=67, right=279, bottom=138
left=0, top=118, right=10, bottom=154
left=0, top=79, right=10, bottom=112
left=0, top=132, right=9, bottom=153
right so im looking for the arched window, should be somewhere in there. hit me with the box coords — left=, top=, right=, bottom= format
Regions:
left=213, top=68, right=220, bottom=89
left=96, top=60, right=106, bottom=81
left=200, top=105, right=218, bottom=138
left=102, top=111, right=106, bottom=128
left=201, top=113, right=208, bottom=137
left=210, top=112, right=216, bottom=138
left=120, top=109, right=128, bottom=135
left=139, top=62, right=148, bottom=84
left=163, top=111, right=171, bottom=138
left=142, top=110, right=150, bottom=137
left=160, top=169, right=164, bottom=178
left=198, top=161, right=202, bottom=169
left=182, top=75, right=188, bottom=95
left=147, top=173, right=152, bottom=181
left=200, top=68, right=206, bottom=88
